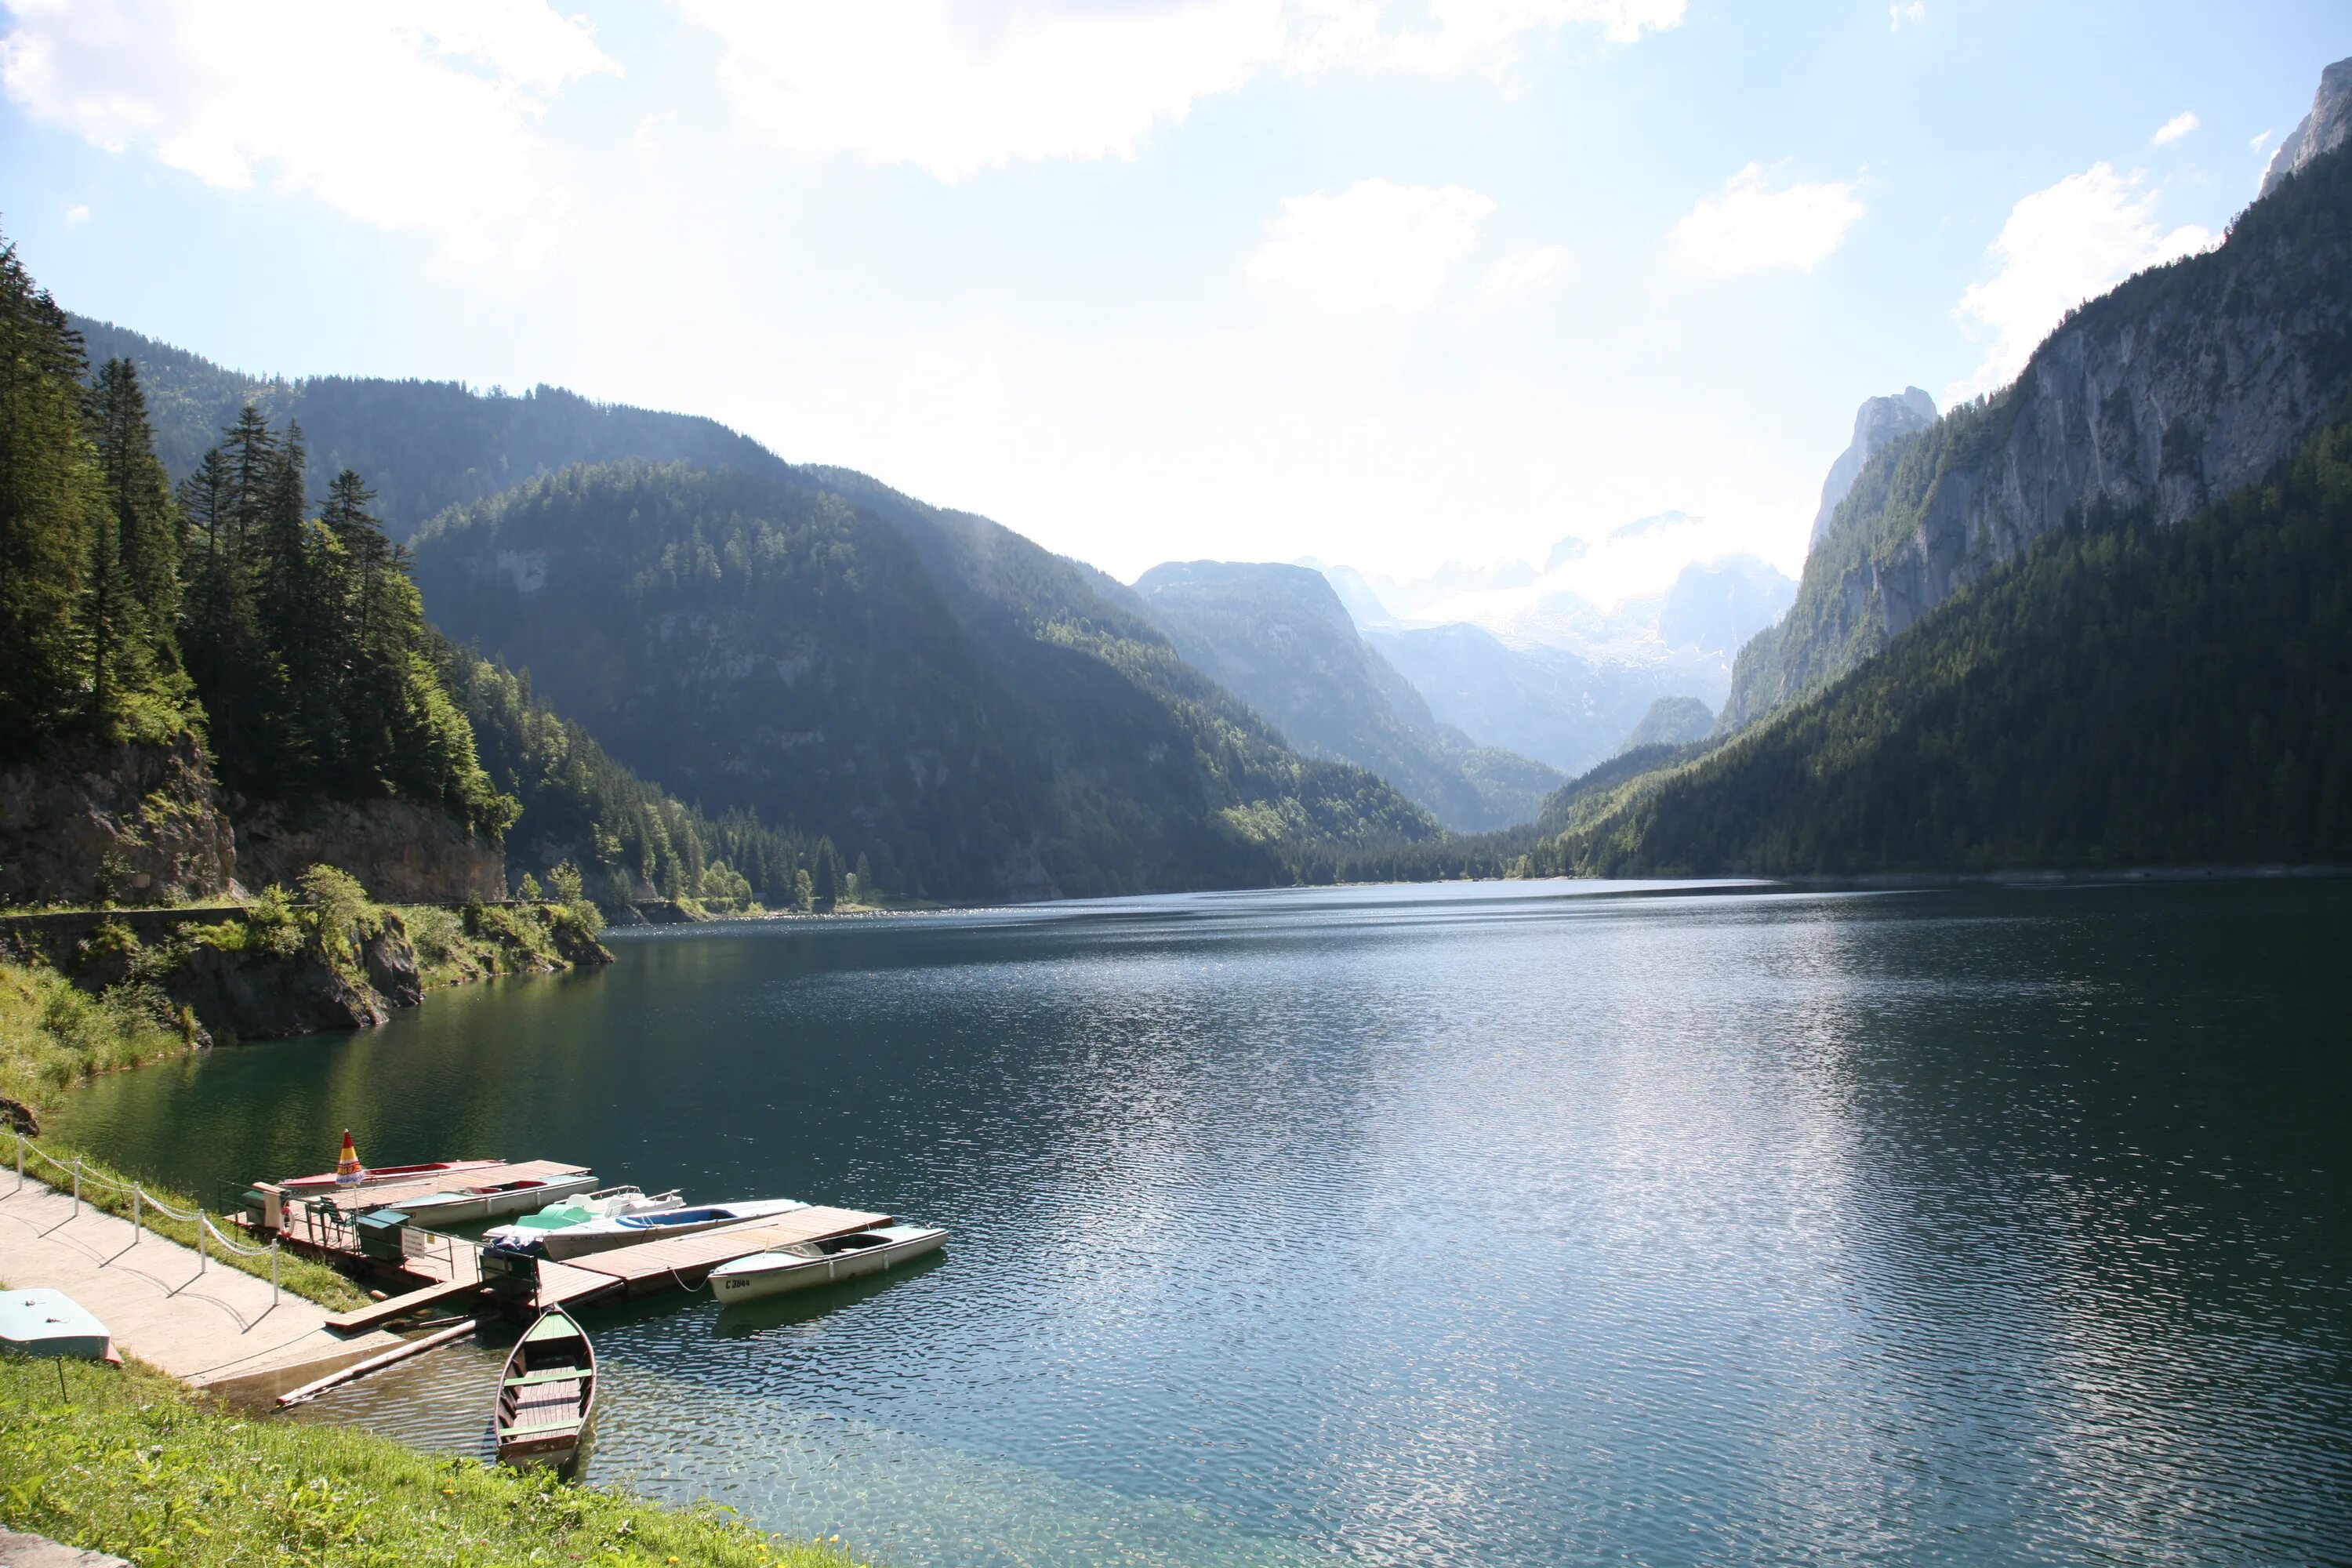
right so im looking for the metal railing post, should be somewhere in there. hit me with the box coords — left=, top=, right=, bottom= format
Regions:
left=132, top=1185, right=140, bottom=1241
left=71, top=1158, right=81, bottom=1216
left=271, top=1242, right=280, bottom=1307
left=13, top=1131, right=21, bottom=1194
left=198, top=1214, right=206, bottom=1274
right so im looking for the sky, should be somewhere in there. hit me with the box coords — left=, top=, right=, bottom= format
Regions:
left=1, top=1, right=2344, bottom=585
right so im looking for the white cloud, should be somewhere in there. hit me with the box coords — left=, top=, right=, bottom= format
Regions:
left=680, top=0, right=1684, bottom=180
left=2251, top=127, right=2275, bottom=152
left=1249, top=179, right=1496, bottom=312
left=1483, top=245, right=1569, bottom=299
left=1671, top=164, right=1864, bottom=275
left=62, top=202, right=87, bottom=224
left=1949, top=162, right=2214, bottom=399
left=0, top=0, right=617, bottom=265
left=1888, top=2, right=1926, bottom=33
left=2151, top=111, right=2198, bottom=146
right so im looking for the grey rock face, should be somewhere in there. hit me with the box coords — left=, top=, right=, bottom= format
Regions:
left=0, top=734, right=238, bottom=907
left=1809, top=388, right=1937, bottom=549
left=2259, top=55, right=2352, bottom=198
left=234, top=796, right=504, bottom=903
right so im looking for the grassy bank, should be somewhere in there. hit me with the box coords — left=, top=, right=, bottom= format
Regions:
left=393, top=897, right=608, bottom=989
left=0, top=1354, right=862, bottom=1568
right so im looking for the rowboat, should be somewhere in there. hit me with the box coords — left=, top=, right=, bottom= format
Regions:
left=495, top=1305, right=596, bottom=1472
left=278, top=1158, right=503, bottom=1194
left=481, top=1186, right=687, bottom=1254
left=539, top=1198, right=809, bottom=1261
left=707, top=1222, right=948, bottom=1305
left=394, top=1172, right=602, bottom=1229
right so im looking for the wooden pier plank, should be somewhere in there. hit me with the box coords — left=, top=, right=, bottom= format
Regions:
left=564, top=1207, right=891, bottom=1295
left=322, top=1275, right=485, bottom=1334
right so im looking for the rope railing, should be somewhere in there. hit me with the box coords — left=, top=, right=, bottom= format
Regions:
left=10, top=1130, right=279, bottom=1307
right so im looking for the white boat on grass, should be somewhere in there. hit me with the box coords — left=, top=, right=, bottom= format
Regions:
left=481, top=1186, right=686, bottom=1254
left=707, top=1222, right=948, bottom=1305
left=539, top=1198, right=809, bottom=1260
left=391, top=1171, right=601, bottom=1229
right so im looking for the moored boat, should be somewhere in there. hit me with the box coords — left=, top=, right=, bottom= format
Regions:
left=391, top=1172, right=603, bottom=1229
left=481, top=1186, right=687, bottom=1254
left=495, top=1305, right=597, bottom=1472
left=707, top=1222, right=948, bottom=1305
left=278, top=1158, right=504, bottom=1194
left=538, top=1198, right=809, bottom=1260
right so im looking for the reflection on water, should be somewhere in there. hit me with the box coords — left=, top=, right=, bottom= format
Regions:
left=53, top=879, right=2352, bottom=1566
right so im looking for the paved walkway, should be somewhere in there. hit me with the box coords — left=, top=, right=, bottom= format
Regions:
left=0, top=1174, right=400, bottom=1400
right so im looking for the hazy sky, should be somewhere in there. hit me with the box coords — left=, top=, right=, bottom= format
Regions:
left=2, top=2, right=2343, bottom=583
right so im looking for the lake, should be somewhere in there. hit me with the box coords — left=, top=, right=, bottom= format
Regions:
left=48, top=879, right=2352, bottom=1566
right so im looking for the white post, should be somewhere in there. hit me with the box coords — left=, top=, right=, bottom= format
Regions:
left=132, top=1185, right=140, bottom=1242
left=71, top=1158, right=81, bottom=1217
left=198, top=1214, right=206, bottom=1274
left=13, top=1131, right=20, bottom=1194
left=271, top=1242, right=280, bottom=1308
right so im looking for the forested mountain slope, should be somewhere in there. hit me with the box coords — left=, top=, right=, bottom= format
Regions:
left=69, top=317, right=786, bottom=541
left=1533, top=413, right=2352, bottom=877
left=1723, top=110, right=2352, bottom=730
left=412, top=463, right=1436, bottom=902
left=1130, top=561, right=1561, bottom=831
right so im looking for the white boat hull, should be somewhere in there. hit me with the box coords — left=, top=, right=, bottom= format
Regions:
left=710, top=1225, right=947, bottom=1305
left=397, top=1174, right=601, bottom=1229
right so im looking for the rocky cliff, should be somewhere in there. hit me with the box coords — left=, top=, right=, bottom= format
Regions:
left=1723, top=108, right=2352, bottom=731
left=234, top=796, right=505, bottom=905
left=1809, top=389, right=1937, bottom=548
left=0, top=734, right=238, bottom=907
left=2260, top=55, right=2352, bottom=198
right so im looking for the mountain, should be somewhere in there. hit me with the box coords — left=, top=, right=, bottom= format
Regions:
left=73, top=317, right=1443, bottom=902
left=1298, top=557, right=1540, bottom=622
left=1317, top=513, right=1796, bottom=716
left=1809, top=389, right=1938, bottom=547
left=1537, top=410, right=2352, bottom=877
left=2261, top=56, right=2352, bottom=197
left=1130, top=561, right=1561, bottom=832
left=1366, top=621, right=1688, bottom=777
left=1523, top=69, right=2352, bottom=879
left=1655, top=554, right=1799, bottom=660
left=1722, top=95, right=2352, bottom=731
left=67, top=316, right=786, bottom=540
left=412, top=465, right=1438, bottom=902
left=1620, top=696, right=1714, bottom=753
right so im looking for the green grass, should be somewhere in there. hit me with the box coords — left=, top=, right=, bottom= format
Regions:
left=0, top=1355, right=866, bottom=1568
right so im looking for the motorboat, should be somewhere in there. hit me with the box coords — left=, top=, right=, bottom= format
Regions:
left=278, top=1158, right=503, bottom=1195
left=480, top=1186, right=686, bottom=1254
left=537, top=1198, right=810, bottom=1261
left=390, top=1172, right=602, bottom=1229
left=494, top=1305, right=595, bottom=1473
left=707, top=1222, right=948, bottom=1305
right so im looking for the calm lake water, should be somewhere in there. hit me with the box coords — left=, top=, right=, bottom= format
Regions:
left=49, top=879, right=2352, bottom=1566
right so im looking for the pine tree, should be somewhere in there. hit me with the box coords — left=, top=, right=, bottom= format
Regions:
left=82, top=358, right=180, bottom=728
left=0, top=238, right=100, bottom=748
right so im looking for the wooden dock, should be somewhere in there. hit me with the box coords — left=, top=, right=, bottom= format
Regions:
left=536, top=1206, right=893, bottom=1305
left=253, top=1157, right=889, bottom=1313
